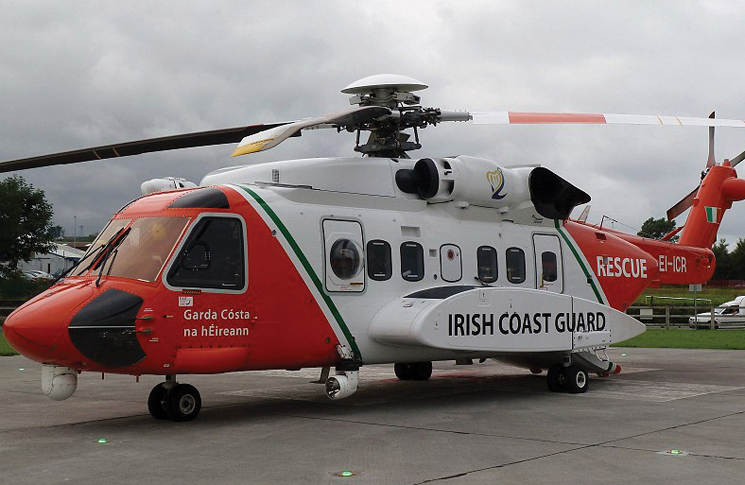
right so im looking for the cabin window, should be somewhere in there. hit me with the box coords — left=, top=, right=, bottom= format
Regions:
left=367, top=240, right=392, bottom=281
left=506, top=247, right=526, bottom=284
left=330, top=239, right=363, bottom=280
left=477, top=246, right=498, bottom=283
left=400, top=241, right=424, bottom=282
left=541, top=251, right=558, bottom=282
left=167, top=216, right=245, bottom=290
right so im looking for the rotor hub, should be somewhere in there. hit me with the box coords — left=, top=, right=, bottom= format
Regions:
left=341, top=75, right=436, bottom=157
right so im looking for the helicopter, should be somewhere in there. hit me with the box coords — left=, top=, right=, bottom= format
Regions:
left=3, top=74, right=745, bottom=422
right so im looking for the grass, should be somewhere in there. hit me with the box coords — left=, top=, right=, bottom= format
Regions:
left=0, top=331, right=18, bottom=356
left=613, top=328, right=745, bottom=350
left=634, top=286, right=743, bottom=307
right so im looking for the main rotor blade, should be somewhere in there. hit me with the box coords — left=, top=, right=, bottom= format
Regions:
left=707, top=111, right=716, bottom=167
left=471, top=111, right=745, bottom=127
left=0, top=123, right=289, bottom=173
left=666, top=186, right=699, bottom=221
left=231, top=106, right=390, bottom=157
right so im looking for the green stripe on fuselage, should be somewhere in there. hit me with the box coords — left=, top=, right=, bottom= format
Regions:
left=238, top=185, right=362, bottom=359
left=554, top=219, right=605, bottom=304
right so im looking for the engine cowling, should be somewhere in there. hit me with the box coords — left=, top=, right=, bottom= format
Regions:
left=395, top=156, right=590, bottom=219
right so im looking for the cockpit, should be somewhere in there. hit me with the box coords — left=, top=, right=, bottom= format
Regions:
left=70, top=187, right=247, bottom=292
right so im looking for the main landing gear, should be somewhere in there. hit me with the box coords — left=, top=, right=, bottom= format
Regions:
left=148, top=376, right=202, bottom=422
left=546, top=364, right=588, bottom=393
left=394, top=361, right=433, bottom=381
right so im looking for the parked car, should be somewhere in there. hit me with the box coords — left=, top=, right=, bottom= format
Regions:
left=689, top=296, right=745, bottom=329
left=22, top=270, right=53, bottom=280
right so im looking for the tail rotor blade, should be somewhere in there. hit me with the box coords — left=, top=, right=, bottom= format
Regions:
left=729, top=147, right=745, bottom=168
left=667, top=186, right=699, bottom=221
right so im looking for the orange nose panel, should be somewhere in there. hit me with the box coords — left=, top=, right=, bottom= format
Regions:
left=3, top=284, right=93, bottom=365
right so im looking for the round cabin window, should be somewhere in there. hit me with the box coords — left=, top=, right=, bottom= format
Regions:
left=330, top=239, right=362, bottom=280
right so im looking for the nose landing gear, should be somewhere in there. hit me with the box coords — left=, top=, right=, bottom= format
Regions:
left=148, top=376, right=202, bottom=421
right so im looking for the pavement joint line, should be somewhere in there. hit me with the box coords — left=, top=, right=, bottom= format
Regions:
left=291, top=406, right=745, bottom=484
left=408, top=407, right=745, bottom=484
left=277, top=414, right=593, bottom=447
left=411, top=443, right=596, bottom=485
left=600, top=443, right=745, bottom=462
left=589, top=407, right=745, bottom=461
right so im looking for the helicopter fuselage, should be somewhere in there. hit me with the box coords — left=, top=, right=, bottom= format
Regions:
left=7, top=154, right=732, bottom=419
left=7, top=155, right=714, bottom=377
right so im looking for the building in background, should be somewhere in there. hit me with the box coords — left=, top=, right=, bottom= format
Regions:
left=19, top=244, right=85, bottom=276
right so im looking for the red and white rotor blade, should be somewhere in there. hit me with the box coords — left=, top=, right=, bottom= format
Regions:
left=471, top=112, right=745, bottom=127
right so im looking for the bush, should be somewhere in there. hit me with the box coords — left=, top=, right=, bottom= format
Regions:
left=0, top=273, right=53, bottom=300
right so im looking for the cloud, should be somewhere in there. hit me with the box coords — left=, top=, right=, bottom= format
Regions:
left=1, top=0, right=745, bottom=245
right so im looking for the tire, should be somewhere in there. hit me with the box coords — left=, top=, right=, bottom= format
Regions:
left=547, top=364, right=567, bottom=392
left=409, top=362, right=433, bottom=381
left=565, top=366, right=589, bottom=394
left=166, top=384, right=202, bottom=422
left=147, top=383, right=170, bottom=420
left=394, top=363, right=412, bottom=380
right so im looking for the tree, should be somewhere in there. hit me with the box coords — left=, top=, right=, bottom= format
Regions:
left=728, top=238, right=745, bottom=280
left=711, top=239, right=732, bottom=280
left=638, top=217, right=677, bottom=241
left=0, top=176, right=54, bottom=280
left=47, top=225, right=64, bottom=239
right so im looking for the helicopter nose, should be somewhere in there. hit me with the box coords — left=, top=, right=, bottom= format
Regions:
left=4, top=302, right=69, bottom=363
left=3, top=284, right=94, bottom=363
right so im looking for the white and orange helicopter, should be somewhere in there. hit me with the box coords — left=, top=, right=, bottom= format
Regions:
left=3, top=74, right=745, bottom=421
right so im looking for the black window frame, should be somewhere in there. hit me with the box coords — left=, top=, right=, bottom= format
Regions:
left=367, top=239, right=392, bottom=281
left=166, top=215, right=246, bottom=291
left=506, top=247, right=526, bottom=284
left=400, top=241, right=425, bottom=282
left=541, top=251, right=558, bottom=283
left=477, top=245, right=498, bottom=283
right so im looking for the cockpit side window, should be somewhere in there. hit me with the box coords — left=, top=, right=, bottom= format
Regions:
left=166, top=216, right=246, bottom=290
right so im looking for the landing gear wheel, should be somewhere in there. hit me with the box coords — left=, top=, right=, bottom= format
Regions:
left=565, top=366, right=589, bottom=394
left=394, top=363, right=412, bottom=380
left=409, top=362, right=433, bottom=381
left=147, top=383, right=170, bottom=420
left=547, top=364, right=567, bottom=392
left=166, top=384, right=202, bottom=421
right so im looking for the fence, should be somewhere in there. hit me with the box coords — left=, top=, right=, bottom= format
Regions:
left=627, top=304, right=745, bottom=329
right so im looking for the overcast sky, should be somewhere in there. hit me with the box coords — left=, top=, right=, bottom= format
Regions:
left=3, top=1, right=745, bottom=246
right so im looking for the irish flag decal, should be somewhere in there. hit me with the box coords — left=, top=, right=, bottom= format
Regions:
left=705, top=206, right=719, bottom=223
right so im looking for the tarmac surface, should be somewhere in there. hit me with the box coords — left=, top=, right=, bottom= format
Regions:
left=1, top=348, right=745, bottom=484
